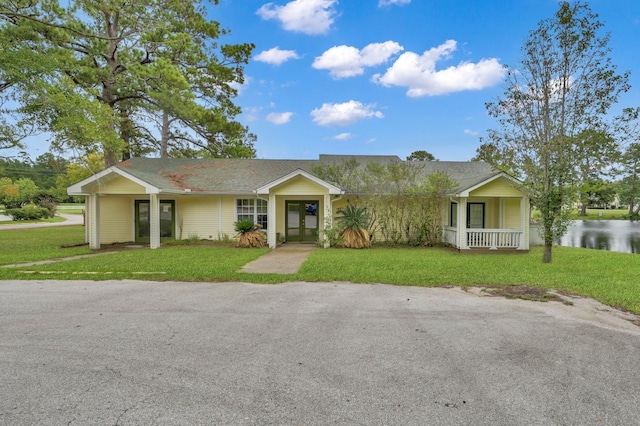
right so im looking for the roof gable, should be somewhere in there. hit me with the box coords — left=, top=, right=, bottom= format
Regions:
left=256, top=169, right=343, bottom=195
left=67, top=166, right=160, bottom=195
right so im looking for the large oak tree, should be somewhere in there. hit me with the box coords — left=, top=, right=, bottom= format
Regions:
left=0, top=0, right=255, bottom=166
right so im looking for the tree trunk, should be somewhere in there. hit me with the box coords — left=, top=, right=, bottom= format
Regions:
left=580, top=203, right=587, bottom=216
left=543, top=241, right=553, bottom=263
left=160, top=110, right=170, bottom=158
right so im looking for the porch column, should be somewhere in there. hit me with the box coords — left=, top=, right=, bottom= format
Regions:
left=267, top=193, right=277, bottom=248
left=87, top=194, right=101, bottom=250
left=323, top=194, right=331, bottom=248
left=149, top=193, right=160, bottom=249
left=520, top=196, right=528, bottom=250
left=458, top=197, right=468, bottom=249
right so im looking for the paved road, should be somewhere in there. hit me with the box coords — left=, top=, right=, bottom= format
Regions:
left=0, top=213, right=83, bottom=230
left=1, top=280, right=639, bottom=425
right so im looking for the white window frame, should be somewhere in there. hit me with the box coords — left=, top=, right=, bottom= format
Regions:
left=236, top=198, right=268, bottom=229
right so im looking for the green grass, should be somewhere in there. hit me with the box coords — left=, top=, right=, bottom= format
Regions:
left=0, top=226, right=638, bottom=314
left=0, top=226, right=91, bottom=264
left=533, top=208, right=632, bottom=220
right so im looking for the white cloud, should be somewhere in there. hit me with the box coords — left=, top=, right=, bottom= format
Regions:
left=266, top=112, right=294, bottom=125
left=254, top=47, right=301, bottom=66
left=311, top=100, right=384, bottom=126
left=464, top=129, right=479, bottom=136
left=331, top=132, right=353, bottom=140
left=313, top=41, right=403, bottom=79
left=257, top=0, right=337, bottom=35
left=378, top=0, right=410, bottom=6
left=372, top=39, right=505, bottom=97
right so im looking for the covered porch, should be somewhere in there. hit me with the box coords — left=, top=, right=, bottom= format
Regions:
left=256, top=169, right=344, bottom=249
left=444, top=174, right=529, bottom=251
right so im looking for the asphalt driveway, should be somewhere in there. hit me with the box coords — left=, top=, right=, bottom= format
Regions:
left=1, top=280, right=639, bottom=425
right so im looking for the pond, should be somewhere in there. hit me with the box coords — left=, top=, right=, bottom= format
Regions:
left=559, top=220, right=640, bottom=254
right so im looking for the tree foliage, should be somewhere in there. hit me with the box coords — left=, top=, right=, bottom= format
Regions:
left=0, top=0, right=255, bottom=165
left=313, top=159, right=458, bottom=246
left=406, top=150, right=437, bottom=161
left=482, top=1, right=629, bottom=262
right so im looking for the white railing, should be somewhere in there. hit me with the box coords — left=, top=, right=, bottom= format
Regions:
left=443, top=227, right=457, bottom=245
left=466, top=229, right=523, bottom=249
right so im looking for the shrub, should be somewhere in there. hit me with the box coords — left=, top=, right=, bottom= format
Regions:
left=336, top=204, right=371, bottom=249
left=6, top=204, right=50, bottom=221
left=234, top=220, right=267, bottom=248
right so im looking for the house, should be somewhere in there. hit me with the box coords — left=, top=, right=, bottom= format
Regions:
left=67, top=154, right=530, bottom=251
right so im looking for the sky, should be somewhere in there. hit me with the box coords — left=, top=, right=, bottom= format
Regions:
left=211, top=0, right=640, bottom=161
left=8, top=0, right=640, bottom=162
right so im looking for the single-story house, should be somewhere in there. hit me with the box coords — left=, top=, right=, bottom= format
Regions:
left=67, top=154, right=530, bottom=251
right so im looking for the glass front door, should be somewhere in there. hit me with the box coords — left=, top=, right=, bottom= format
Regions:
left=285, top=200, right=319, bottom=243
left=135, top=200, right=175, bottom=242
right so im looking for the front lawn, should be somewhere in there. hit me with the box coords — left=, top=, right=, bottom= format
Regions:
left=0, top=226, right=638, bottom=314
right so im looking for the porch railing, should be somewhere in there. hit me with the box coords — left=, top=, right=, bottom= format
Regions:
left=443, top=227, right=457, bottom=245
left=467, top=229, right=523, bottom=249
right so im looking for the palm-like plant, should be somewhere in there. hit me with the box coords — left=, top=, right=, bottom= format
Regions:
left=234, top=219, right=267, bottom=248
left=336, top=204, right=371, bottom=248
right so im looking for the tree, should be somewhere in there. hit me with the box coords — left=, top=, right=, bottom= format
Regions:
left=614, top=107, right=640, bottom=217
left=570, top=129, right=619, bottom=215
left=0, top=0, right=255, bottom=166
left=53, top=152, right=105, bottom=201
left=406, top=150, right=437, bottom=161
left=617, top=143, right=640, bottom=217
left=483, top=1, right=629, bottom=263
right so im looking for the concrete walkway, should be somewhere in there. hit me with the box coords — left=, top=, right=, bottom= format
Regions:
left=239, top=243, right=316, bottom=274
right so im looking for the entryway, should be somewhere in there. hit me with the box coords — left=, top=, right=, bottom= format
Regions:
left=135, top=200, right=175, bottom=242
left=285, top=200, right=319, bottom=243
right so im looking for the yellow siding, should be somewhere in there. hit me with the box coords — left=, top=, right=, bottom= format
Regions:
left=97, top=176, right=147, bottom=195
left=272, top=176, right=328, bottom=196
left=99, top=196, right=134, bottom=243
left=470, top=177, right=524, bottom=197
left=220, top=196, right=239, bottom=240
left=177, top=197, right=218, bottom=240
left=504, top=198, right=522, bottom=228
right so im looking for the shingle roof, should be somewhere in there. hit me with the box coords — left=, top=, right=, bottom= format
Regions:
left=114, top=155, right=504, bottom=194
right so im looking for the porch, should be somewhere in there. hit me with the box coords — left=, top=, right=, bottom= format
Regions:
left=444, top=227, right=526, bottom=250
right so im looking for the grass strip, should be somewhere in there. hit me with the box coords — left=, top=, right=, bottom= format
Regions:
left=0, top=226, right=638, bottom=314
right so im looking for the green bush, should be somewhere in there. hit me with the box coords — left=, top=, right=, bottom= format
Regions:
left=6, top=205, right=50, bottom=221
left=234, top=219, right=257, bottom=233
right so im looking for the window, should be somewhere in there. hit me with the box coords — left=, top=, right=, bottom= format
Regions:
left=236, top=199, right=268, bottom=229
left=450, top=203, right=458, bottom=227
left=467, top=203, right=485, bottom=228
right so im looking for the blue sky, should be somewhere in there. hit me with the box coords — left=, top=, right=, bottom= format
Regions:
left=213, top=0, right=640, bottom=161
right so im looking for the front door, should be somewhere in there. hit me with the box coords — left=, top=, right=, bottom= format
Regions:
left=467, top=202, right=485, bottom=228
left=135, top=200, right=175, bottom=242
left=285, top=200, right=319, bottom=243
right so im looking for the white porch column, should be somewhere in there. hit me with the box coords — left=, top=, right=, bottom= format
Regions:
left=323, top=194, right=332, bottom=248
left=87, top=194, right=101, bottom=250
left=458, top=197, right=468, bottom=249
left=149, top=193, right=160, bottom=249
left=267, top=193, right=277, bottom=248
left=520, top=196, right=528, bottom=250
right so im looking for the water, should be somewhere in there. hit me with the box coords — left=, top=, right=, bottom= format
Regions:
left=559, top=220, right=640, bottom=254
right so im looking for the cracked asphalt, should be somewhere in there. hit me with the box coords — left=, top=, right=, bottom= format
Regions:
left=1, top=280, right=639, bottom=425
